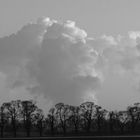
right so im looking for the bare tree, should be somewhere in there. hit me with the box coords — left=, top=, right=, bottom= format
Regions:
left=3, top=100, right=22, bottom=137
left=69, top=105, right=81, bottom=134
left=47, top=107, right=57, bottom=135
left=108, top=111, right=118, bottom=134
left=116, top=111, right=128, bottom=134
left=34, top=108, right=44, bottom=137
left=95, top=105, right=107, bottom=134
left=21, top=100, right=37, bottom=137
left=127, top=103, right=140, bottom=133
left=80, top=102, right=95, bottom=133
left=0, top=105, right=7, bottom=138
left=55, top=103, right=70, bottom=135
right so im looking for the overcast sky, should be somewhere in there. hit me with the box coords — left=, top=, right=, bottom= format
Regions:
left=0, top=0, right=140, bottom=37
left=0, top=0, right=140, bottom=111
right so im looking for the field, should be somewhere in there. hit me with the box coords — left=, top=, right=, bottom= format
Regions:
left=1, top=136, right=140, bottom=140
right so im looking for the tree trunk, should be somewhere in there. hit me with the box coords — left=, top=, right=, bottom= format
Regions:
left=12, top=120, right=17, bottom=137
left=87, top=121, right=91, bottom=133
left=27, top=128, right=30, bottom=137
left=97, top=119, right=101, bottom=134
left=74, top=125, right=78, bottom=134
left=0, top=126, right=4, bottom=138
left=110, top=123, right=114, bottom=134
left=131, top=122, right=136, bottom=134
left=39, top=129, right=42, bottom=137
left=13, top=126, right=17, bottom=137
left=51, top=124, right=54, bottom=135
left=63, top=125, right=66, bottom=135
left=26, top=119, right=31, bottom=137
left=120, top=126, right=124, bottom=134
left=38, top=121, right=43, bottom=137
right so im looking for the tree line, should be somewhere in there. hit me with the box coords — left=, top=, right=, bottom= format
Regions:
left=0, top=100, right=140, bottom=137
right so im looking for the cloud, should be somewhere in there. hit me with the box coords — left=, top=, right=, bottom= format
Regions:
left=91, top=32, right=140, bottom=110
left=27, top=18, right=100, bottom=105
left=0, top=17, right=101, bottom=109
left=1, top=17, right=140, bottom=110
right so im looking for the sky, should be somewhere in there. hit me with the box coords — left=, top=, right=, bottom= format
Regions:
left=1, top=0, right=140, bottom=37
left=0, top=0, right=140, bottom=111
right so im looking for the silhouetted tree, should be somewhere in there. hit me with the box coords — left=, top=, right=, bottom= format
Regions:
left=47, top=107, right=56, bottom=135
left=21, top=100, right=37, bottom=137
left=108, top=111, right=117, bottom=134
left=34, top=108, right=44, bottom=137
left=69, top=105, right=81, bottom=134
left=95, top=105, right=107, bottom=134
left=0, top=105, right=7, bottom=138
left=1, top=99, right=140, bottom=137
left=55, top=103, right=70, bottom=135
left=3, top=100, right=22, bottom=137
left=127, top=103, right=140, bottom=133
left=116, top=111, right=128, bottom=134
left=80, top=102, right=95, bottom=133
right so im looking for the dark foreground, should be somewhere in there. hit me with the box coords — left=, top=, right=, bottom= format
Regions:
left=1, top=136, right=140, bottom=140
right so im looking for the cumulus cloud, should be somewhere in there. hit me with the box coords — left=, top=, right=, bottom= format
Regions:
left=26, top=18, right=100, bottom=105
left=0, top=17, right=100, bottom=110
left=1, top=17, right=140, bottom=110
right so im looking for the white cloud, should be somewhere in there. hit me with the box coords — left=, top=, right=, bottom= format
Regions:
left=0, top=17, right=140, bottom=110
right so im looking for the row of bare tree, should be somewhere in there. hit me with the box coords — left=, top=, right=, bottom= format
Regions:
left=0, top=100, right=140, bottom=137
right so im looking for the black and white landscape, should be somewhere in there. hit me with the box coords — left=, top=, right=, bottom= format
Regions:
left=0, top=0, right=140, bottom=139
